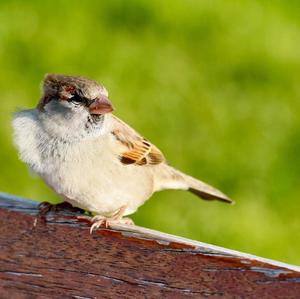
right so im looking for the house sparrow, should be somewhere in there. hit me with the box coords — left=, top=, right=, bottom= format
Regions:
left=12, top=74, right=232, bottom=232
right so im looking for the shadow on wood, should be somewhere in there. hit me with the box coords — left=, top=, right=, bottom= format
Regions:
left=0, top=192, right=300, bottom=298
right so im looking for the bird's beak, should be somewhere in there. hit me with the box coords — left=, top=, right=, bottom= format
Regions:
left=88, top=96, right=114, bottom=114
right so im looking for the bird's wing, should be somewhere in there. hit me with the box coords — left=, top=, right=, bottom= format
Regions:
left=109, top=115, right=232, bottom=203
left=110, top=115, right=165, bottom=166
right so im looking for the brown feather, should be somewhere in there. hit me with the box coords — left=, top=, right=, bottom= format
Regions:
left=111, top=116, right=165, bottom=166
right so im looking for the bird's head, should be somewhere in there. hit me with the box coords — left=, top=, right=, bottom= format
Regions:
left=36, top=74, right=114, bottom=139
left=38, top=74, right=114, bottom=120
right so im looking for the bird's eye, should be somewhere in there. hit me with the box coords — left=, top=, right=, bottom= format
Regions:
left=68, top=94, right=85, bottom=105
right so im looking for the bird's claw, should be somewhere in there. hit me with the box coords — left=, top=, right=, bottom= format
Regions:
left=89, top=215, right=134, bottom=234
left=34, top=202, right=87, bottom=227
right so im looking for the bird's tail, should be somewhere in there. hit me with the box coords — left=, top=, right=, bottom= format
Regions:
left=156, top=165, right=233, bottom=204
left=184, top=173, right=233, bottom=203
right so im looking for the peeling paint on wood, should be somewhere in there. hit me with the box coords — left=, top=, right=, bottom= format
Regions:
left=0, top=192, right=300, bottom=298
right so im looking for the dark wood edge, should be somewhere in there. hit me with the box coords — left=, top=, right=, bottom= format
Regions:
left=1, top=191, right=299, bottom=273
left=1, top=192, right=300, bottom=298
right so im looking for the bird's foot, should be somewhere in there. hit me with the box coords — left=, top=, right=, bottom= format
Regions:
left=34, top=202, right=86, bottom=226
left=38, top=201, right=86, bottom=215
left=89, top=205, right=134, bottom=234
left=89, top=216, right=134, bottom=234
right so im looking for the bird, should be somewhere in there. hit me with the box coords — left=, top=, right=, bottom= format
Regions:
left=12, top=74, right=232, bottom=232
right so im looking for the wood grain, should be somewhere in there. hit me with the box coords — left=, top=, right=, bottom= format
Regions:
left=0, top=193, right=299, bottom=299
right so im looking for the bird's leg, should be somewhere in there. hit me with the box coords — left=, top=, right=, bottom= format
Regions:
left=90, top=205, right=134, bottom=234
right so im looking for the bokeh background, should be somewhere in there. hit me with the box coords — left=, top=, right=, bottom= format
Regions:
left=1, top=0, right=300, bottom=265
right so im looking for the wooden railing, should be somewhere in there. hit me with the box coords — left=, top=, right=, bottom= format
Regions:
left=0, top=192, right=299, bottom=298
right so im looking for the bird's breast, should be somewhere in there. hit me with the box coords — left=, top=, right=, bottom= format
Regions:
left=40, top=136, right=154, bottom=215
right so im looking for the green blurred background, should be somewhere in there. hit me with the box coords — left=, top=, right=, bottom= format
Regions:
left=1, top=0, right=300, bottom=265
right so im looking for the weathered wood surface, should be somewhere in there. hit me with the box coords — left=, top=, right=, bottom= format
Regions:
left=0, top=193, right=299, bottom=299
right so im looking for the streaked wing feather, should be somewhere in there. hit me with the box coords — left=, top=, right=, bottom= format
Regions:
left=111, top=116, right=165, bottom=166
